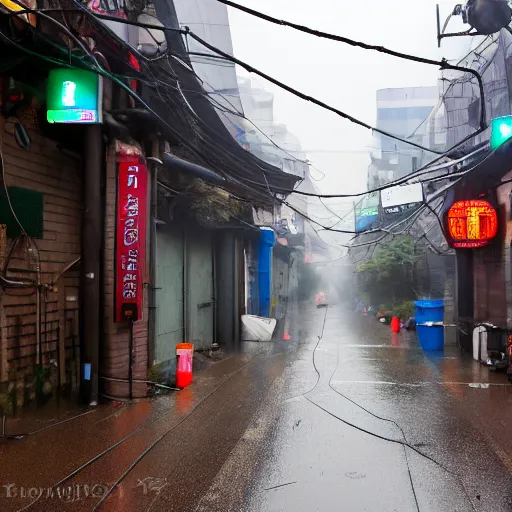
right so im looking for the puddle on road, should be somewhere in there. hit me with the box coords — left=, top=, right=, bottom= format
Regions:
left=338, top=344, right=400, bottom=348
left=331, top=380, right=508, bottom=387
left=332, top=380, right=427, bottom=387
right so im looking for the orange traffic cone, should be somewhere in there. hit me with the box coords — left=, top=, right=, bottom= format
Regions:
left=282, top=317, right=291, bottom=341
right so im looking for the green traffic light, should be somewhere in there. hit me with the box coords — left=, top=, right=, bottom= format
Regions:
left=490, top=116, right=512, bottom=150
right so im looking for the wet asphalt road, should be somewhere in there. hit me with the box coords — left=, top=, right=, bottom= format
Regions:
left=197, top=304, right=512, bottom=512
left=2, top=299, right=512, bottom=511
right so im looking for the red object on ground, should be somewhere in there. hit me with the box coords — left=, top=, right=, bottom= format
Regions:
left=176, top=343, right=194, bottom=388
left=363, top=307, right=367, bottom=316
left=283, top=316, right=291, bottom=341
left=391, top=316, right=400, bottom=333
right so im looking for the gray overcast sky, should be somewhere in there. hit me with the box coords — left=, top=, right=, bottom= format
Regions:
left=227, top=0, right=463, bottom=196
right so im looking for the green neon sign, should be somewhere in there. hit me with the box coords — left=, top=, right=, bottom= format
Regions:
left=46, top=68, right=102, bottom=124
left=359, top=206, right=378, bottom=217
left=490, top=116, right=512, bottom=151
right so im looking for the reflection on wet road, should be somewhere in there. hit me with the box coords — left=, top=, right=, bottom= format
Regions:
left=200, top=303, right=512, bottom=512
left=2, top=300, right=512, bottom=511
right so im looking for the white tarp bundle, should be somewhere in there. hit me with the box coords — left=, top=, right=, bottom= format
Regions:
left=241, top=315, right=277, bottom=342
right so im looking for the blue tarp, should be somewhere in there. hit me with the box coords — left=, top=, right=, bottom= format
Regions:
left=258, top=228, right=275, bottom=317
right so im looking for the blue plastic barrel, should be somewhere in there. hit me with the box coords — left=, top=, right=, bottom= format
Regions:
left=414, top=299, right=444, bottom=351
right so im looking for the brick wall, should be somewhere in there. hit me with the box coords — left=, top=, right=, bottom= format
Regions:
left=473, top=246, right=507, bottom=325
left=497, top=177, right=512, bottom=328
left=0, top=120, right=81, bottom=403
left=471, top=180, right=512, bottom=327
left=101, top=145, right=149, bottom=399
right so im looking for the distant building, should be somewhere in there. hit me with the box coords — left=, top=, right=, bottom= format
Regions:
left=352, top=85, right=448, bottom=284
left=368, top=86, right=439, bottom=189
left=238, top=77, right=330, bottom=261
left=237, top=77, right=308, bottom=180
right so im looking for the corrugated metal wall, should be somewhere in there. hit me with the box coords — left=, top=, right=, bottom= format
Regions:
left=155, top=225, right=184, bottom=367
left=186, top=231, right=214, bottom=350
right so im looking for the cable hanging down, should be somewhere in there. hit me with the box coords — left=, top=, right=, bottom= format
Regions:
left=215, top=0, right=486, bottom=132
left=0, top=8, right=461, bottom=256
left=173, top=28, right=489, bottom=192
left=184, top=28, right=441, bottom=155
left=0, top=5, right=488, bottom=241
left=18, top=5, right=475, bottom=156
left=12, top=5, right=488, bottom=198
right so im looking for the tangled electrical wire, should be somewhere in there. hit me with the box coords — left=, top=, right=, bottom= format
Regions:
left=42, top=6, right=489, bottom=161
left=0, top=3, right=494, bottom=254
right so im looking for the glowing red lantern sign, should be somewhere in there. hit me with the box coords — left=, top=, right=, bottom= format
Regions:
left=447, top=200, right=498, bottom=248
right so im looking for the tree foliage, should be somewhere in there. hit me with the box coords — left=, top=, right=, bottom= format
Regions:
left=356, top=236, right=420, bottom=306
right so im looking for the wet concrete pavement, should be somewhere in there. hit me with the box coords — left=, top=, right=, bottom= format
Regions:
left=2, top=300, right=512, bottom=511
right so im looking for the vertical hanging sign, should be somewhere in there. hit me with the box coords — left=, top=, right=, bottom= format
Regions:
left=115, top=156, right=148, bottom=323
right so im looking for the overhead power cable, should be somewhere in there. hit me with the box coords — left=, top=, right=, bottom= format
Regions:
left=280, top=143, right=490, bottom=198
left=170, top=40, right=489, bottom=201
left=342, top=149, right=494, bottom=248
left=215, top=0, right=486, bottom=132
left=175, top=30, right=488, bottom=188
left=2, top=6, right=282, bottom=201
left=0, top=9, right=374, bottom=238
left=148, top=68, right=482, bottom=240
left=10, top=8, right=487, bottom=168
left=174, top=21, right=489, bottom=184
left=35, top=6, right=469, bottom=155
left=31, top=6, right=487, bottom=191
left=185, top=29, right=442, bottom=155
left=4, top=5, right=489, bottom=241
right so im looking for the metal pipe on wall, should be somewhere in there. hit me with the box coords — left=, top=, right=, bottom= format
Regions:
left=147, top=156, right=160, bottom=367
left=183, top=230, right=188, bottom=342
left=80, top=125, right=102, bottom=406
left=128, top=320, right=134, bottom=400
left=212, top=237, right=217, bottom=345
left=36, top=283, right=41, bottom=367
left=33, top=241, right=41, bottom=368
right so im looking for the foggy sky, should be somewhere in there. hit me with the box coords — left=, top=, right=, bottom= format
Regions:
left=227, top=0, right=474, bottom=197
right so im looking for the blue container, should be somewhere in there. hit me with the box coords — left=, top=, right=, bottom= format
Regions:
left=414, top=299, right=444, bottom=351
left=258, top=228, right=275, bottom=318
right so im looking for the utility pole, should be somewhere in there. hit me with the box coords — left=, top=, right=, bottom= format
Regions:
left=80, top=125, right=102, bottom=405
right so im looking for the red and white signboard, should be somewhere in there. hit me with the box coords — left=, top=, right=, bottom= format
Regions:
left=115, top=156, right=148, bottom=323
